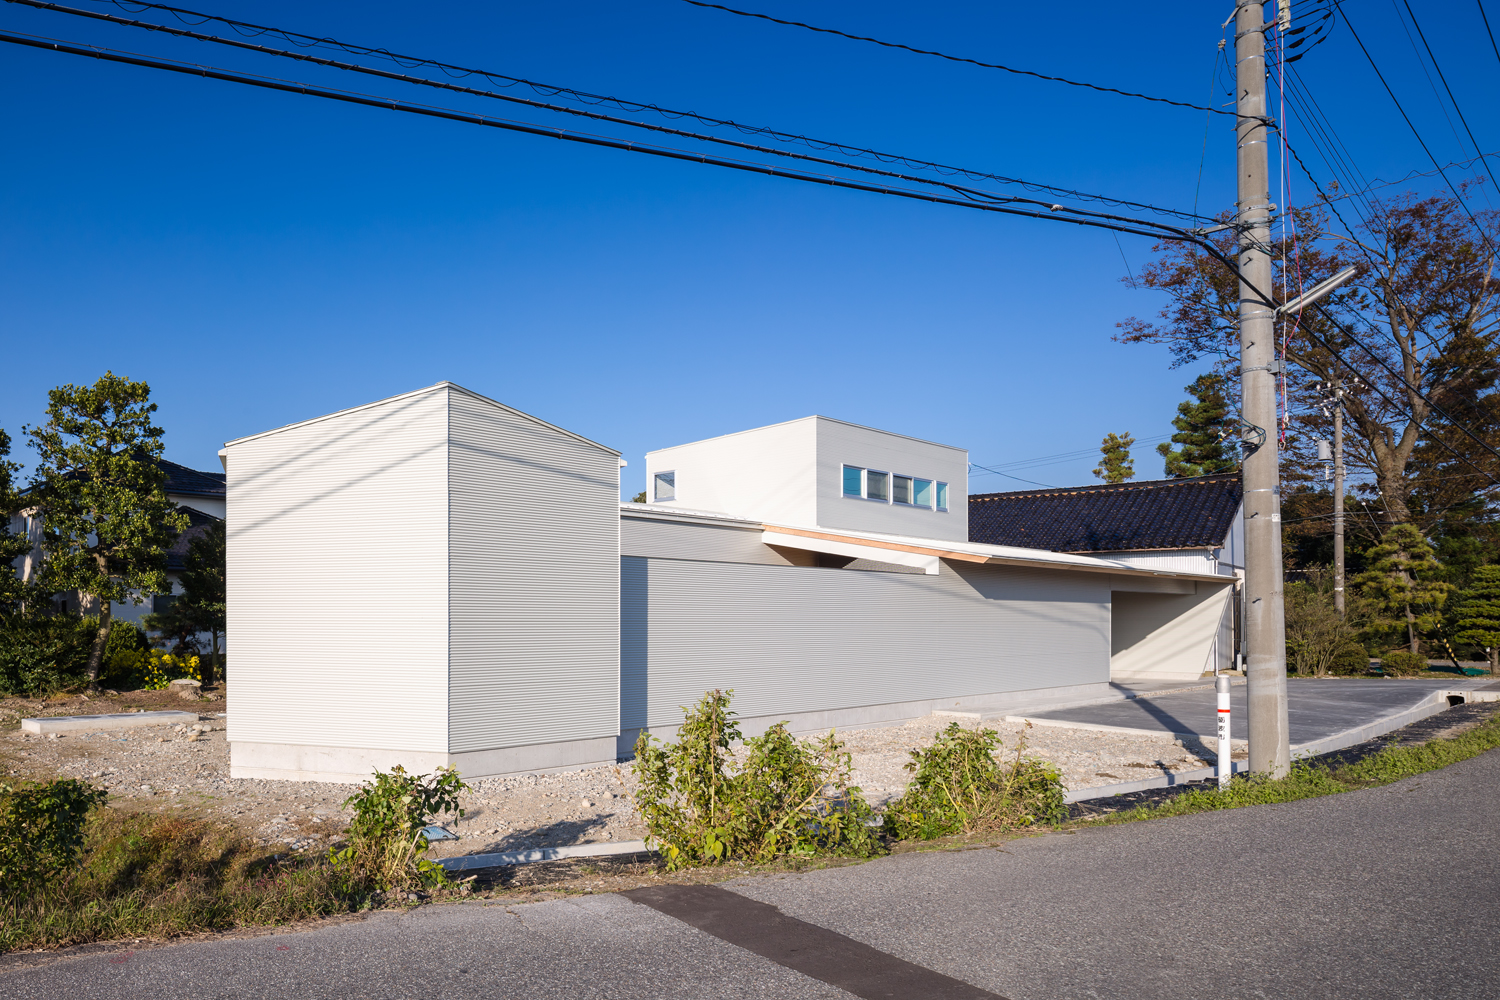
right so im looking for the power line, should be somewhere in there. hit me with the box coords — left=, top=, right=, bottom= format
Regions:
left=1334, top=2, right=1498, bottom=254
left=1481, top=0, right=1500, bottom=71
left=0, top=28, right=1210, bottom=248
left=1397, top=0, right=1499, bottom=202
left=679, top=0, right=1246, bottom=118
left=10, top=0, right=1213, bottom=224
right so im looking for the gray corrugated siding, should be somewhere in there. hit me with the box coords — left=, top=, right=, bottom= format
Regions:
left=621, top=516, right=794, bottom=565
left=621, top=555, right=1108, bottom=731
left=227, top=388, right=450, bottom=751
left=447, top=390, right=620, bottom=753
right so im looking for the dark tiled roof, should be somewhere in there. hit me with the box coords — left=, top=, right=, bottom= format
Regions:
left=159, top=459, right=225, bottom=499
left=969, top=474, right=1242, bottom=553
left=165, top=505, right=221, bottom=572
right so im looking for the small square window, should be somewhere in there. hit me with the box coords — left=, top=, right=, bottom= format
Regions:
left=866, top=470, right=889, bottom=502
left=892, top=475, right=913, bottom=504
left=842, top=465, right=863, bottom=497
left=913, top=478, right=933, bottom=507
left=653, top=471, right=676, bottom=502
left=936, top=482, right=949, bottom=510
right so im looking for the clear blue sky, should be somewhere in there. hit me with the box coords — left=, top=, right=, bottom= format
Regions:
left=1, top=1, right=1490, bottom=495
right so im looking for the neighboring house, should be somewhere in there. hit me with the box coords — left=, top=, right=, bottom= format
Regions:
left=224, top=384, right=1236, bottom=783
left=968, top=474, right=1245, bottom=678
left=9, top=458, right=226, bottom=631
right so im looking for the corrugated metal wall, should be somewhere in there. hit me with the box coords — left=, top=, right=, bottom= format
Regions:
left=227, top=388, right=450, bottom=751
left=814, top=417, right=970, bottom=542
left=447, top=389, right=621, bottom=753
left=621, top=552, right=1109, bottom=732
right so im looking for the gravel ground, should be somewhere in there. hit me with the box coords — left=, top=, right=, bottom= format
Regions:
left=2, top=691, right=1243, bottom=858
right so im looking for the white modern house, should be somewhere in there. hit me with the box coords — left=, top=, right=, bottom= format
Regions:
left=225, top=383, right=1236, bottom=783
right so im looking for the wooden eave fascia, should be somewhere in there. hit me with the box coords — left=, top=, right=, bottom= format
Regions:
left=762, top=524, right=1233, bottom=584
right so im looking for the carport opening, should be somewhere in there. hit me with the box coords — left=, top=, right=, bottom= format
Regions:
left=1447, top=695, right=1467, bottom=707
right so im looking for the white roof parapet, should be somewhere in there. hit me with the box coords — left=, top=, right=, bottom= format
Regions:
left=618, top=502, right=761, bottom=527
left=759, top=523, right=1235, bottom=584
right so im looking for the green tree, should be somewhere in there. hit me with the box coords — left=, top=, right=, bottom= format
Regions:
left=177, top=520, right=226, bottom=685
left=629, top=491, right=647, bottom=503
left=1157, top=374, right=1238, bottom=478
left=1354, top=523, right=1453, bottom=656
left=1452, top=565, right=1500, bottom=674
left=0, top=430, right=32, bottom=612
left=1093, top=432, right=1136, bottom=484
left=24, top=374, right=187, bottom=690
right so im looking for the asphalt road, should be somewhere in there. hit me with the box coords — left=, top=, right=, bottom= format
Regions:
left=6, top=749, right=1498, bottom=1000
left=1029, top=677, right=1483, bottom=744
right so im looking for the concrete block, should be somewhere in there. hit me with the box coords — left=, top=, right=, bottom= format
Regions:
left=21, top=711, right=201, bottom=734
left=439, top=840, right=651, bottom=872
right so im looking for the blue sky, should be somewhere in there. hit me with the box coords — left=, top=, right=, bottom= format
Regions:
left=1, top=1, right=1492, bottom=495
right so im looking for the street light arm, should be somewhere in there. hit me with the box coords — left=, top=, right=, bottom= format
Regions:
left=1277, top=265, right=1359, bottom=316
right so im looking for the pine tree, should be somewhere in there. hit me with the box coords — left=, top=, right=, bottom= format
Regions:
left=1156, top=374, right=1237, bottom=478
left=1353, top=523, right=1453, bottom=656
left=1093, top=432, right=1136, bottom=484
left=1452, top=565, right=1500, bottom=674
left=24, top=373, right=188, bottom=690
left=0, top=429, right=31, bottom=612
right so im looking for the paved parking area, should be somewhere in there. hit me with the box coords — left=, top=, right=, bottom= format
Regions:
left=1025, top=677, right=1495, bottom=746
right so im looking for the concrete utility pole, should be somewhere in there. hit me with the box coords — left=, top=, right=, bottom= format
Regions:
left=1332, top=372, right=1346, bottom=615
left=1234, top=0, right=1291, bottom=776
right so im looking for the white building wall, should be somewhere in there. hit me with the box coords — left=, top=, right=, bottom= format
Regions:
left=644, top=418, right=817, bottom=525
left=446, top=388, right=620, bottom=769
left=814, top=418, right=968, bottom=542
left=620, top=512, right=1112, bottom=747
left=226, top=386, right=452, bottom=778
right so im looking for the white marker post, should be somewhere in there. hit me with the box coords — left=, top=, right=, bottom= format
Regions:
left=1216, top=674, right=1232, bottom=788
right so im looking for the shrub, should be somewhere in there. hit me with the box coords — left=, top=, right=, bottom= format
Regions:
left=0, top=610, right=95, bottom=695
left=1329, top=644, right=1372, bottom=676
left=330, top=765, right=467, bottom=891
left=881, top=723, right=1066, bottom=840
left=1380, top=650, right=1428, bottom=676
left=632, top=690, right=880, bottom=870
left=0, top=778, right=108, bottom=902
left=100, top=620, right=152, bottom=687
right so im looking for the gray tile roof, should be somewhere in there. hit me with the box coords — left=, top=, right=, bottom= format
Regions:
left=968, top=474, right=1242, bottom=553
left=159, top=459, right=225, bottom=499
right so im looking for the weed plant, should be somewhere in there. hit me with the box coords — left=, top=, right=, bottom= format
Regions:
left=1098, top=715, right=1500, bottom=824
left=1, top=807, right=369, bottom=952
left=330, top=765, right=468, bottom=891
left=632, top=690, right=880, bottom=869
left=1, top=778, right=107, bottom=900
left=882, top=723, right=1066, bottom=840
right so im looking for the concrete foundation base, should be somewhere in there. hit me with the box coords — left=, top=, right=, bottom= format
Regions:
left=230, top=734, right=619, bottom=784
left=618, top=681, right=1115, bottom=757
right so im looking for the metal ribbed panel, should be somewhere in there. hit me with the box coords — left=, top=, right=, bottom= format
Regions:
left=226, top=388, right=450, bottom=751
left=621, top=555, right=1108, bottom=731
left=447, top=391, right=620, bottom=753
left=621, top=515, right=794, bottom=565
left=813, top=417, right=969, bottom=542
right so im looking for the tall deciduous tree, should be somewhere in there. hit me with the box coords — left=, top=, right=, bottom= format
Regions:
left=25, top=373, right=187, bottom=690
left=1452, top=565, right=1500, bottom=673
left=1116, top=193, right=1500, bottom=528
left=1157, top=374, right=1238, bottom=478
left=1354, top=523, right=1452, bottom=655
left=1093, top=432, right=1136, bottom=484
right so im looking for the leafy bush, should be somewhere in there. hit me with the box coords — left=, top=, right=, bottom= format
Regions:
left=140, top=651, right=201, bottom=690
left=1, top=778, right=108, bottom=902
left=1380, top=650, right=1428, bottom=676
left=330, top=765, right=467, bottom=890
left=882, top=723, right=1066, bottom=840
left=1, top=808, right=368, bottom=951
left=0, top=610, right=95, bottom=695
left=632, top=690, right=880, bottom=870
left=1329, top=644, right=1372, bottom=676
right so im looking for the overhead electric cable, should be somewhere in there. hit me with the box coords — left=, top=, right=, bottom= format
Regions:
left=9, top=0, right=1213, bottom=223
left=1481, top=0, right=1500, bottom=70
left=679, top=0, right=1246, bottom=118
left=1398, top=0, right=1499, bottom=195
left=0, top=29, right=1210, bottom=246
left=1334, top=2, right=1498, bottom=253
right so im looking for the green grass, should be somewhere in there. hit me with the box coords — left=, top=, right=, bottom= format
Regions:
left=1, top=808, right=374, bottom=953
left=1088, top=715, right=1500, bottom=825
